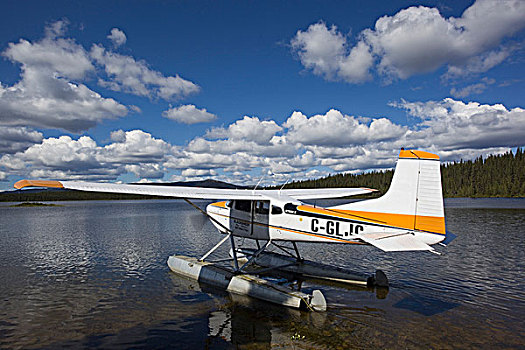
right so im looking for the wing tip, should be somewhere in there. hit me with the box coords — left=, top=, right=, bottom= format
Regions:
left=14, top=180, right=64, bottom=190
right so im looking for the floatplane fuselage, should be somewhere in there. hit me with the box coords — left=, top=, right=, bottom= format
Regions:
left=206, top=149, right=450, bottom=253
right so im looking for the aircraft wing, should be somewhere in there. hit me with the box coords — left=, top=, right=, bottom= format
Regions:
left=276, top=187, right=376, bottom=200
left=13, top=180, right=376, bottom=201
left=355, top=232, right=435, bottom=252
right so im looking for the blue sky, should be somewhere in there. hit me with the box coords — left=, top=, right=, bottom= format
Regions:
left=0, top=0, right=524, bottom=190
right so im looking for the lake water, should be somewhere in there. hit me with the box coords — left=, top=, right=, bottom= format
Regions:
left=0, top=198, right=524, bottom=349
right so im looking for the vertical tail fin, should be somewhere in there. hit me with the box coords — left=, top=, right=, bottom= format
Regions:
left=332, top=150, right=445, bottom=235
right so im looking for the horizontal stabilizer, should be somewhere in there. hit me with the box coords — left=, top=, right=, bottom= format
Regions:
left=356, top=232, right=434, bottom=252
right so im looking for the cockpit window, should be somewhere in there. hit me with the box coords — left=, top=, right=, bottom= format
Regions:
left=284, top=203, right=298, bottom=214
left=255, top=201, right=270, bottom=215
left=271, top=205, right=283, bottom=215
left=234, top=200, right=251, bottom=212
left=225, top=200, right=233, bottom=208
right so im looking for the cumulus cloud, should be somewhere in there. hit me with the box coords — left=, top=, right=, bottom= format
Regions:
left=1, top=130, right=175, bottom=181
left=4, top=21, right=93, bottom=79
left=284, top=109, right=406, bottom=146
left=396, top=98, right=525, bottom=150
left=0, top=73, right=128, bottom=132
left=291, top=22, right=373, bottom=82
left=91, top=44, right=200, bottom=100
left=174, top=99, right=524, bottom=181
left=0, top=20, right=202, bottom=133
left=3, top=99, right=524, bottom=185
left=0, top=20, right=129, bottom=132
left=125, top=163, right=163, bottom=179
left=105, top=129, right=173, bottom=162
left=181, top=168, right=217, bottom=177
left=107, top=28, right=127, bottom=47
left=205, top=116, right=282, bottom=144
left=0, top=127, right=43, bottom=154
left=291, top=0, right=525, bottom=83
left=163, top=104, right=217, bottom=124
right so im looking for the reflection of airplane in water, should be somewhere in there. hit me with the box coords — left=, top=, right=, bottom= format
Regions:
left=15, top=149, right=454, bottom=310
left=170, top=273, right=327, bottom=349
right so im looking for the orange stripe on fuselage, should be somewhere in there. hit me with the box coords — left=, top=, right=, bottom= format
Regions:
left=298, top=205, right=445, bottom=235
left=208, top=210, right=364, bottom=244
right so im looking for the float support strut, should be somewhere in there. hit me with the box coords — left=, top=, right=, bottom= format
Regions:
left=200, top=233, right=231, bottom=262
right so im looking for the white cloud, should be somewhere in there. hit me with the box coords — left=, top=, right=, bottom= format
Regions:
left=283, top=109, right=406, bottom=146
left=163, top=104, right=217, bottom=124
left=3, top=99, right=524, bottom=186
left=107, top=28, right=127, bottom=47
left=1, top=130, right=175, bottom=181
left=0, top=20, right=203, bottom=132
left=0, top=127, right=43, bottom=154
left=91, top=44, right=200, bottom=100
left=45, top=19, right=69, bottom=38
left=0, top=72, right=128, bottom=132
left=4, top=21, right=93, bottom=80
left=105, top=129, right=173, bottom=162
left=181, top=168, right=217, bottom=177
left=124, top=163, right=163, bottom=179
left=205, top=116, right=282, bottom=144
left=291, top=0, right=525, bottom=83
left=444, top=46, right=515, bottom=79
left=291, top=22, right=373, bottom=82
left=396, top=98, right=525, bottom=150
left=450, top=78, right=495, bottom=98
left=0, top=21, right=128, bottom=132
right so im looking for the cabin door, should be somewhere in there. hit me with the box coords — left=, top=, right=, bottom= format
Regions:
left=230, top=200, right=252, bottom=237
left=251, top=200, right=270, bottom=240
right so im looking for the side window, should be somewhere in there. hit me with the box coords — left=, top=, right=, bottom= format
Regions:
left=284, top=203, right=298, bottom=214
left=255, top=201, right=270, bottom=215
left=234, top=200, right=251, bottom=212
left=271, top=205, right=283, bottom=215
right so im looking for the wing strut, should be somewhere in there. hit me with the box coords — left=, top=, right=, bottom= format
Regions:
left=182, top=198, right=237, bottom=266
left=183, top=198, right=232, bottom=235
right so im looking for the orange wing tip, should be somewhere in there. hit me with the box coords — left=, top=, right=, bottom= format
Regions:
left=14, top=180, right=64, bottom=190
left=399, top=149, right=439, bottom=160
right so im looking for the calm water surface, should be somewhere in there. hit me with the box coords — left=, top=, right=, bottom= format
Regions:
left=0, top=198, right=524, bottom=349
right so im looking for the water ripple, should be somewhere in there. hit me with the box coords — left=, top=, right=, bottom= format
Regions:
left=0, top=200, right=524, bottom=349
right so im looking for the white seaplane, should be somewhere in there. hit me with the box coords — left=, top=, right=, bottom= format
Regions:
left=14, top=149, right=455, bottom=311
